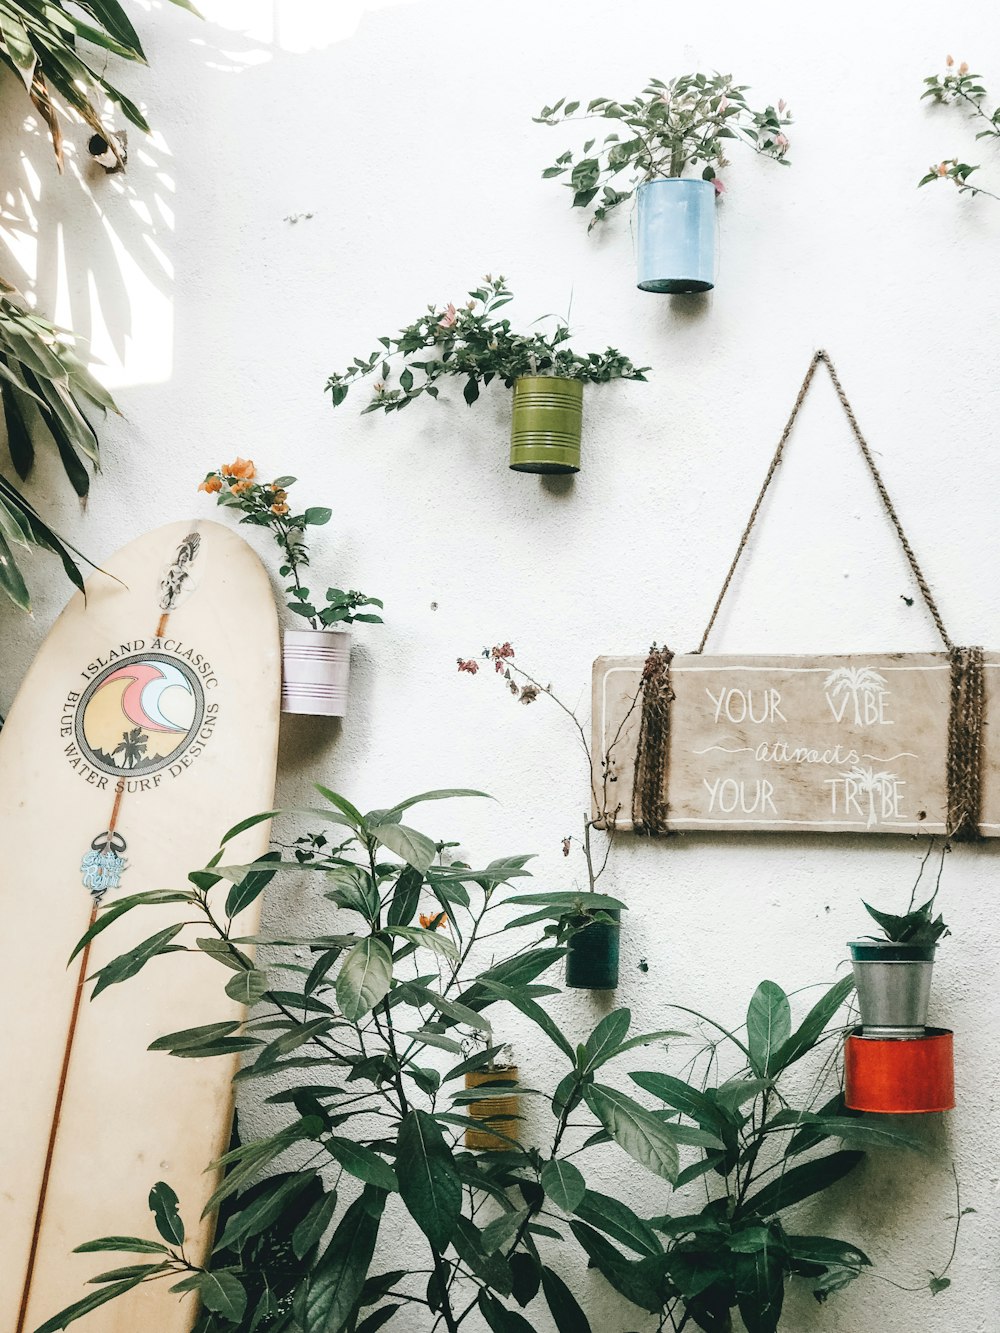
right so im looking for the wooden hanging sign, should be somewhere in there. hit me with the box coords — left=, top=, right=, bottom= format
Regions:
left=593, top=651, right=1000, bottom=836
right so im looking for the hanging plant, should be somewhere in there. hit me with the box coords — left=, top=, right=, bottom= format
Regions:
left=326, top=276, right=648, bottom=474
left=535, top=74, right=791, bottom=291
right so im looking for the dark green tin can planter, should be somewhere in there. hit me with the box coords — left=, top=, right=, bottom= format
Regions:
left=566, top=911, right=620, bottom=990
left=509, top=375, right=583, bottom=474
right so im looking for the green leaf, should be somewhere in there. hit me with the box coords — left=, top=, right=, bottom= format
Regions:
left=583, top=1084, right=679, bottom=1184
left=541, top=1159, right=587, bottom=1213
left=629, top=1071, right=731, bottom=1135
left=324, top=1136, right=398, bottom=1191
left=379, top=788, right=490, bottom=817
left=293, top=1190, right=338, bottom=1260
left=478, top=1291, right=535, bottom=1333
left=384, top=924, right=458, bottom=962
left=336, top=936, right=393, bottom=1021
left=480, top=1205, right=530, bottom=1255
left=148, top=1182, right=184, bottom=1245
left=214, top=1172, right=318, bottom=1252
left=74, top=1236, right=168, bottom=1255
left=732, top=1227, right=785, bottom=1333
left=304, top=506, right=332, bottom=525
left=224, top=968, right=269, bottom=1006
left=581, top=1008, right=631, bottom=1071
left=769, top=976, right=855, bottom=1074
left=452, top=1215, right=513, bottom=1294
left=396, top=1109, right=461, bottom=1250
left=573, top=1189, right=662, bottom=1257
left=196, top=1270, right=247, bottom=1322
left=67, top=890, right=195, bottom=964
left=225, top=853, right=280, bottom=919
left=740, top=1151, right=864, bottom=1219
left=568, top=1221, right=663, bottom=1313
left=747, top=981, right=792, bottom=1078
left=541, top=1266, right=593, bottom=1333
left=386, top=865, right=422, bottom=927
left=88, top=923, right=185, bottom=998
left=371, top=821, right=438, bottom=873
left=296, top=1188, right=385, bottom=1333
left=31, top=1276, right=149, bottom=1332
left=479, top=979, right=574, bottom=1060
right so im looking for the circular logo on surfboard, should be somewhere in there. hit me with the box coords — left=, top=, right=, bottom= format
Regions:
left=74, top=652, right=205, bottom=777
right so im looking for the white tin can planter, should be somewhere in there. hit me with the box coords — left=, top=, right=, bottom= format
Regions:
left=281, top=628, right=352, bottom=717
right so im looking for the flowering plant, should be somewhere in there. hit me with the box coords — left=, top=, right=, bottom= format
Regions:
left=920, top=56, right=1000, bottom=201
left=199, top=459, right=383, bottom=630
left=325, top=276, right=647, bottom=414
left=536, top=73, right=792, bottom=227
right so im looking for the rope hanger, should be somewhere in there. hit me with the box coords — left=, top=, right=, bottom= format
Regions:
left=633, top=351, right=984, bottom=841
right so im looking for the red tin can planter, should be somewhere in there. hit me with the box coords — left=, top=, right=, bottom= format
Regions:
left=844, top=1027, right=954, bottom=1114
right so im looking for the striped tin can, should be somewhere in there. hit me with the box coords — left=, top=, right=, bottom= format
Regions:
left=464, top=1067, right=521, bottom=1150
left=509, top=375, right=583, bottom=474
left=281, top=628, right=351, bottom=716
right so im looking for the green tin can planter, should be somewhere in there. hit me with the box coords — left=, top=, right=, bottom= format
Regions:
left=509, top=376, right=583, bottom=474
left=565, top=911, right=620, bottom=990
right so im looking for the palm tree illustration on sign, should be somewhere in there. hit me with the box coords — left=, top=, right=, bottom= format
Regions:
left=841, top=765, right=901, bottom=827
left=113, top=727, right=149, bottom=769
left=824, top=666, right=891, bottom=727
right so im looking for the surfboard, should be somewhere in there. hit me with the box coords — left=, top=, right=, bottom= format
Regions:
left=0, top=519, right=281, bottom=1333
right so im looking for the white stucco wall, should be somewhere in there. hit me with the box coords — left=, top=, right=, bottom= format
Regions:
left=3, top=1, right=999, bottom=1328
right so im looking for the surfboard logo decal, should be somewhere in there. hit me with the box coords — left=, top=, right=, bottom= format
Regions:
left=80, top=832, right=128, bottom=902
left=74, top=652, right=206, bottom=777
left=158, top=531, right=201, bottom=611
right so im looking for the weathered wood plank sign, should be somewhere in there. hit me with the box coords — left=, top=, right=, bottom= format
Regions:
left=593, top=652, right=1000, bottom=836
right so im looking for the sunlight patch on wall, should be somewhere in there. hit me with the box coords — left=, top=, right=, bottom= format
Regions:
left=206, top=0, right=422, bottom=52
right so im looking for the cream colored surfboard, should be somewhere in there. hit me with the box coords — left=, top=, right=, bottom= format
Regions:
left=0, top=520, right=281, bottom=1333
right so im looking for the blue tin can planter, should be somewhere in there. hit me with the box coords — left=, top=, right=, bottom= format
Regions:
left=636, top=178, right=715, bottom=293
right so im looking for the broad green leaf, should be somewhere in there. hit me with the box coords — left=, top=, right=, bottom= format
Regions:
left=629, top=1071, right=731, bottom=1135
left=396, top=981, right=492, bottom=1034
left=224, top=968, right=269, bottom=1006
left=384, top=924, right=458, bottom=961
left=196, top=1270, right=247, bottom=1322
left=378, top=788, right=490, bottom=817
left=541, top=1159, right=586, bottom=1213
left=732, top=1227, right=785, bottom=1333
left=583, top=1084, right=679, bottom=1184
left=370, top=821, right=437, bottom=872
left=592, top=1027, right=687, bottom=1067
left=581, top=1008, right=631, bottom=1071
left=336, top=937, right=393, bottom=1021
left=740, top=1151, right=864, bottom=1219
left=396, top=1109, right=461, bottom=1250
left=457, top=948, right=564, bottom=1013
left=568, top=1221, right=664, bottom=1313
left=314, top=784, right=366, bottom=827
left=225, top=853, right=280, bottom=919
left=148, top=1182, right=184, bottom=1245
left=478, top=1291, right=535, bottom=1333
left=214, top=1172, right=317, bottom=1252
left=480, top=1205, right=530, bottom=1254
left=293, top=1190, right=338, bottom=1260
left=386, top=864, right=422, bottom=927
left=205, top=1119, right=324, bottom=1214
left=452, top=1215, right=513, bottom=1294
left=296, top=1188, right=385, bottom=1332
left=768, top=1112, right=926, bottom=1155
left=785, top=1234, right=871, bottom=1270
left=715, top=1077, right=774, bottom=1113
left=769, top=975, right=855, bottom=1074
left=504, top=891, right=626, bottom=911
left=747, top=981, right=792, bottom=1078
left=573, top=1189, right=662, bottom=1257
left=541, top=1266, right=593, bottom=1333
left=324, top=1136, right=398, bottom=1191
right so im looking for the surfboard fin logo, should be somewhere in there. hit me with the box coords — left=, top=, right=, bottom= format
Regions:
left=81, top=831, right=128, bottom=902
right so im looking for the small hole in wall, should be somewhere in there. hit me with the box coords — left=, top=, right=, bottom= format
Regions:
left=430, top=601, right=438, bottom=611
left=638, top=958, right=649, bottom=973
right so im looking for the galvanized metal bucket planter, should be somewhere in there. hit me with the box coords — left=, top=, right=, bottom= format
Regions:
left=464, top=1066, right=520, bottom=1151
left=636, top=178, right=715, bottom=293
left=844, top=1027, right=955, bottom=1114
left=565, top=912, right=620, bottom=990
left=849, top=939, right=936, bottom=1038
left=281, top=628, right=351, bottom=717
left=509, top=376, right=583, bottom=474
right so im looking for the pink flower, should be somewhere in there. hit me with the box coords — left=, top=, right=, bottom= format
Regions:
left=778, top=98, right=787, bottom=113
left=718, top=95, right=729, bottom=112
left=713, top=177, right=726, bottom=196
left=457, top=658, right=479, bottom=674
left=775, top=133, right=789, bottom=155
left=438, top=303, right=458, bottom=330
left=958, top=61, right=969, bottom=76
left=946, top=54, right=954, bottom=67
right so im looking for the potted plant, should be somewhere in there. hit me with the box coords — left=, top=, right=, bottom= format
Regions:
left=41, top=786, right=692, bottom=1333
left=325, top=276, right=648, bottom=475
left=848, top=844, right=950, bottom=1038
left=460, top=1043, right=522, bottom=1151
left=199, top=459, right=383, bottom=717
left=536, top=74, right=792, bottom=292
left=458, top=642, right=636, bottom=990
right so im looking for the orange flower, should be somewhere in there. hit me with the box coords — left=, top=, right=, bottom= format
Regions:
left=419, top=911, right=448, bottom=931
left=198, top=474, right=222, bottom=494
left=271, top=502, right=290, bottom=515
left=231, top=479, right=255, bottom=495
left=222, top=457, right=256, bottom=480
